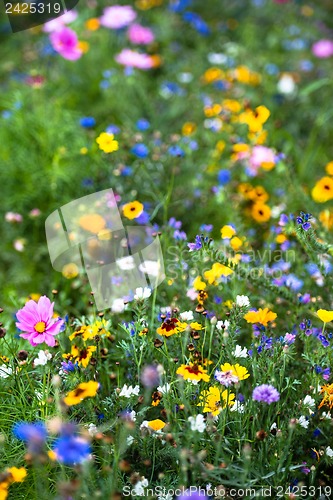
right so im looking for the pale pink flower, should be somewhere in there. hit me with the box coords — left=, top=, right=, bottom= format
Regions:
left=127, top=24, right=154, bottom=45
left=43, top=10, right=78, bottom=32
left=100, top=5, right=136, bottom=30
left=16, top=296, right=64, bottom=347
left=249, top=146, right=276, bottom=174
left=5, top=212, right=23, bottom=223
left=50, top=27, right=82, bottom=61
left=115, top=49, right=153, bottom=70
left=312, top=39, right=333, bottom=59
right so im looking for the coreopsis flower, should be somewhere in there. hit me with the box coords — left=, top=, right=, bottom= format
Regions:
left=176, top=363, right=210, bottom=383
left=64, top=381, right=99, bottom=406
left=252, top=384, right=280, bottom=404
left=157, top=318, right=187, bottom=337
left=16, top=296, right=64, bottom=347
left=122, top=200, right=144, bottom=220
left=239, top=105, right=270, bottom=133
left=244, top=308, right=277, bottom=326
left=63, top=345, right=96, bottom=368
left=317, top=309, right=333, bottom=323
left=198, top=386, right=235, bottom=416
left=312, top=176, right=333, bottom=203
left=96, top=132, right=119, bottom=153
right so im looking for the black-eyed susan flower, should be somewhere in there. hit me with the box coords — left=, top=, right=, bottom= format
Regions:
left=251, top=202, right=271, bottom=223
left=64, top=381, right=99, bottom=406
left=244, top=308, right=277, bottom=326
left=197, top=386, right=235, bottom=416
left=96, top=132, right=119, bottom=153
left=122, top=200, right=144, bottom=220
left=176, top=363, right=210, bottom=383
left=311, top=177, right=333, bottom=203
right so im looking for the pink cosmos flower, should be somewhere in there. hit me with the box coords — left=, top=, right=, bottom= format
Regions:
left=127, top=24, right=154, bottom=45
left=115, top=49, right=153, bottom=70
left=5, top=212, right=23, bottom=223
left=249, top=146, right=276, bottom=173
left=100, top=5, right=136, bottom=30
left=16, top=296, right=64, bottom=347
left=50, top=27, right=82, bottom=61
left=312, top=39, right=333, bottom=59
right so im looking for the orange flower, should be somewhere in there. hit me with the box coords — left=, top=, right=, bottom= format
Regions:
left=244, top=308, right=277, bottom=326
left=318, top=384, right=333, bottom=410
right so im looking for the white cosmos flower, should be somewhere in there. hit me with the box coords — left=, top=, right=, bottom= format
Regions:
left=134, top=287, right=151, bottom=300
left=111, top=298, right=125, bottom=313
left=236, top=295, right=250, bottom=307
left=188, top=414, right=206, bottom=433
left=233, top=345, right=248, bottom=358
left=179, top=310, right=194, bottom=322
left=117, top=256, right=135, bottom=270
left=34, top=350, right=52, bottom=366
left=0, top=365, right=12, bottom=378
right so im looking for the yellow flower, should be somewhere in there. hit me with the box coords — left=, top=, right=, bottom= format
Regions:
left=193, top=276, right=207, bottom=291
left=325, top=161, right=333, bottom=176
left=64, top=345, right=97, bottom=368
left=6, top=467, right=27, bottom=483
left=176, top=363, right=210, bottom=383
left=202, top=67, right=224, bottom=83
left=222, top=99, right=241, bottom=113
left=251, top=203, right=271, bottom=223
left=96, top=132, right=119, bottom=153
left=189, top=322, right=203, bottom=331
left=147, top=419, right=165, bottom=431
left=230, top=236, right=243, bottom=251
left=77, top=41, right=89, bottom=53
left=204, top=263, right=233, bottom=285
left=79, top=213, right=106, bottom=234
left=220, top=363, right=250, bottom=381
left=122, top=201, right=144, bottom=220
left=62, top=263, right=79, bottom=279
left=319, top=209, right=333, bottom=230
left=157, top=318, right=187, bottom=337
left=319, top=384, right=333, bottom=410
left=221, top=225, right=236, bottom=239
left=248, top=186, right=269, bottom=203
left=244, top=308, right=277, bottom=326
left=198, top=386, right=235, bottom=416
left=85, top=18, right=100, bottom=31
left=64, top=381, right=99, bottom=406
left=311, top=177, right=333, bottom=203
left=239, top=105, right=270, bottom=133
left=317, top=309, right=333, bottom=323
left=182, top=122, right=196, bottom=136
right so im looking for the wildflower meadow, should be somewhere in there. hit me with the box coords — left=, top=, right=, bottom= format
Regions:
left=1, top=0, right=333, bottom=498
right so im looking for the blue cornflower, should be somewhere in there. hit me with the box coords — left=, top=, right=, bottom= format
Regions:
left=217, top=169, right=231, bottom=185
left=106, top=124, right=120, bottom=135
left=13, top=422, right=47, bottom=453
left=53, top=434, right=91, bottom=465
left=168, top=145, right=185, bottom=157
left=131, top=143, right=149, bottom=158
left=136, top=118, right=150, bottom=131
left=80, top=117, right=96, bottom=128
left=61, top=360, right=77, bottom=372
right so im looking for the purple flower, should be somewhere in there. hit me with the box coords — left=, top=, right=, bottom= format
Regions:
left=312, top=39, right=333, bottom=58
left=177, top=489, right=207, bottom=500
left=252, top=384, right=280, bottom=404
left=188, top=235, right=202, bottom=252
left=16, top=296, right=64, bottom=347
left=140, top=365, right=161, bottom=388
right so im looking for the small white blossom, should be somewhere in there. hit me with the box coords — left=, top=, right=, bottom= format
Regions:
left=298, top=415, right=309, bottom=429
left=230, top=401, right=245, bottom=413
left=277, top=73, right=296, bottom=95
left=303, top=395, right=315, bottom=408
left=157, top=383, right=171, bottom=394
left=88, top=423, right=97, bottom=436
left=179, top=310, right=194, bottom=322
left=188, top=414, right=206, bottom=433
left=117, top=256, right=135, bottom=270
left=119, top=384, right=140, bottom=398
left=133, top=478, right=148, bottom=496
left=326, top=446, right=333, bottom=458
left=111, top=298, right=125, bottom=313
left=158, top=493, right=173, bottom=500
left=0, top=365, right=12, bottom=378
left=138, top=260, right=162, bottom=278
left=127, top=436, right=135, bottom=446
left=216, top=319, right=230, bottom=331
left=134, top=287, right=151, bottom=300
left=236, top=295, right=250, bottom=307
left=129, top=410, right=137, bottom=421
left=33, top=350, right=52, bottom=367
left=233, top=345, right=248, bottom=358
left=270, top=422, right=277, bottom=432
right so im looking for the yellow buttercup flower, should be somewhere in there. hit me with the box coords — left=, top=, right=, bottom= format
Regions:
left=193, top=276, right=207, bottom=291
left=64, top=381, right=99, bottom=406
left=311, top=177, right=333, bottom=203
left=176, top=363, right=210, bottom=383
left=239, top=105, right=270, bottom=133
left=122, top=201, right=144, bottom=220
left=147, top=419, right=165, bottom=431
left=317, top=309, right=333, bottom=323
left=198, top=386, right=235, bottom=416
left=6, top=467, right=27, bottom=483
left=221, top=225, right=236, bottom=239
left=204, top=263, right=233, bottom=285
left=96, top=132, right=119, bottom=153
left=244, top=308, right=277, bottom=326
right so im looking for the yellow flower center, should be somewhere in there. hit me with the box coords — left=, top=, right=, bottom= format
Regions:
left=35, top=321, right=46, bottom=333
